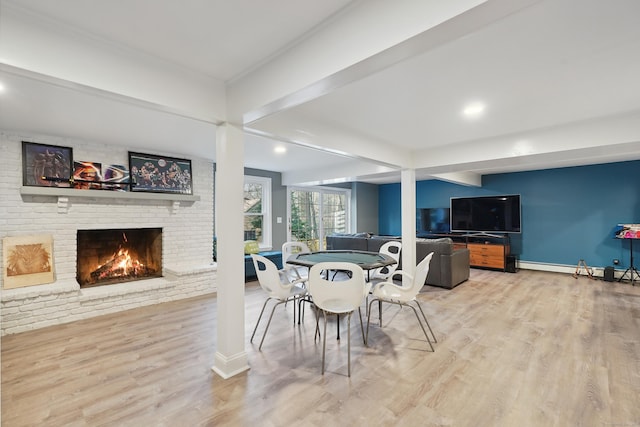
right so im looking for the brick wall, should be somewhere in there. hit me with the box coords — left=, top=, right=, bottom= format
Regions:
left=0, top=131, right=217, bottom=335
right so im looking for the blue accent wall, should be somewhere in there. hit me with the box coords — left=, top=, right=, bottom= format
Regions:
left=378, top=160, right=640, bottom=269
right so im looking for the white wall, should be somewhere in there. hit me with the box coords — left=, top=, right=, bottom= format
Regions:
left=0, top=131, right=217, bottom=335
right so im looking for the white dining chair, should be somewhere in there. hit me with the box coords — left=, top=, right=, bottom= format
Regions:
left=250, top=254, right=308, bottom=350
left=282, top=241, right=311, bottom=281
left=369, top=240, right=402, bottom=282
left=365, top=252, right=436, bottom=351
left=307, top=261, right=369, bottom=377
left=367, top=240, right=401, bottom=318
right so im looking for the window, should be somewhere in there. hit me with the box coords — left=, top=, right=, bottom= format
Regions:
left=288, top=186, right=350, bottom=251
left=244, top=175, right=272, bottom=249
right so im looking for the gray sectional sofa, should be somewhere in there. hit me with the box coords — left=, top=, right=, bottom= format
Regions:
left=325, top=233, right=470, bottom=289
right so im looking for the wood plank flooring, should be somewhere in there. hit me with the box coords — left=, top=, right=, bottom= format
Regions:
left=2, top=269, right=640, bottom=426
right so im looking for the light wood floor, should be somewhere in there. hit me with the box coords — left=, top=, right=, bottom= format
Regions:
left=2, top=269, right=640, bottom=427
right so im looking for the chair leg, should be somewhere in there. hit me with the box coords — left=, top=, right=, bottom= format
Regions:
left=314, top=305, right=321, bottom=341
left=357, top=307, right=366, bottom=345
left=298, top=296, right=313, bottom=325
left=347, top=311, right=352, bottom=377
left=365, top=298, right=378, bottom=346
left=414, top=300, right=437, bottom=343
left=365, top=298, right=435, bottom=352
left=250, top=297, right=273, bottom=343
left=258, top=299, right=286, bottom=350
left=406, top=303, right=434, bottom=352
left=292, top=295, right=296, bottom=326
left=321, top=310, right=328, bottom=375
left=365, top=294, right=369, bottom=317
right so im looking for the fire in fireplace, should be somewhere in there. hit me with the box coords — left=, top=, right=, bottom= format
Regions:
left=77, top=228, right=162, bottom=288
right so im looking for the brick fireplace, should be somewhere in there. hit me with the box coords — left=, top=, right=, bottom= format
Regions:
left=0, top=132, right=217, bottom=335
left=77, top=228, right=163, bottom=287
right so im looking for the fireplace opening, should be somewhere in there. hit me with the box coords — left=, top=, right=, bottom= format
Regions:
left=77, top=228, right=162, bottom=288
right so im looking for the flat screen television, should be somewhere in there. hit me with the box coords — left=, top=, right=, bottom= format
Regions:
left=416, top=207, right=451, bottom=234
left=450, top=195, right=521, bottom=233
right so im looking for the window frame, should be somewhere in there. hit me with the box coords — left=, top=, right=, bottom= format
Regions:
left=286, top=185, right=351, bottom=250
left=244, top=175, right=272, bottom=250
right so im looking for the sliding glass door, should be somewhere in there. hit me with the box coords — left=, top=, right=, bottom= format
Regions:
left=287, top=187, right=350, bottom=251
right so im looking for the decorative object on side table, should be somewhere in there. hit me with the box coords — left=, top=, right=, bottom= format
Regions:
left=129, top=152, right=193, bottom=194
left=22, top=141, right=73, bottom=187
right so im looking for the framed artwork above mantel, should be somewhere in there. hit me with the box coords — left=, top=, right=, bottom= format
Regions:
left=129, top=152, right=193, bottom=195
left=22, top=141, right=73, bottom=187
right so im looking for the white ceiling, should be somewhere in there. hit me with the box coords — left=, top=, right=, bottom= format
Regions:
left=290, top=1, right=640, bottom=151
left=2, top=0, right=640, bottom=185
left=4, top=0, right=356, bottom=82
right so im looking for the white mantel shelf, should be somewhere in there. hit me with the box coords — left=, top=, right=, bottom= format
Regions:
left=21, top=186, right=200, bottom=201
left=20, top=186, right=200, bottom=213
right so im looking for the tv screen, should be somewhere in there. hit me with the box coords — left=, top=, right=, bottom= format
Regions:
left=450, top=195, right=521, bottom=233
left=416, top=207, right=450, bottom=234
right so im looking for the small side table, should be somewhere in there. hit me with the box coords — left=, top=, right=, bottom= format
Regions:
left=618, top=238, right=639, bottom=285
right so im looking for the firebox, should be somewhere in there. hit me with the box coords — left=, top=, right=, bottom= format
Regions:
left=77, top=228, right=162, bottom=288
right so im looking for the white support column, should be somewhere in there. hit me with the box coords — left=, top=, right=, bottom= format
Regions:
left=212, top=123, right=250, bottom=379
left=400, top=169, right=417, bottom=286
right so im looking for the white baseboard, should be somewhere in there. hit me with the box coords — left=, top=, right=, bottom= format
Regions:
left=517, top=260, right=631, bottom=281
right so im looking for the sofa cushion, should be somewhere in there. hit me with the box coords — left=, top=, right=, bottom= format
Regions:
left=416, top=237, right=453, bottom=255
left=367, top=236, right=401, bottom=253
left=325, top=235, right=368, bottom=251
left=244, top=240, right=260, bottom=254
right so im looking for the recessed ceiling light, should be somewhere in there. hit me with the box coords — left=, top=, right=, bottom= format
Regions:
left=462, top=102, right=486, bottom=118
left=0, top=81, right=5, bottom=93
left=274, top=145, right=287, bottom=154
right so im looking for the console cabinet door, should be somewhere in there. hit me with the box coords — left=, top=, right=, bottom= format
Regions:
left=467, top=243, right=508, bottom=270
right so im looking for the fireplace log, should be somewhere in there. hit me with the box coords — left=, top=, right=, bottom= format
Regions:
left=90, top=252, right=129, bottom=281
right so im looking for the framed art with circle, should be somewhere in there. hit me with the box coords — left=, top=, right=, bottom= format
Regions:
left=128, top=152, right=193, bottom=195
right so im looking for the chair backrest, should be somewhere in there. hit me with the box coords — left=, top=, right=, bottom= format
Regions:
left=251, top=254, right=291, bottom=299
left=373, top=241, right=402, bottom=279
left=411, top=252, right=434, bottom=294
left=282, top=241, right=311, bottom=264
left=380, top=241, right=402, bottom=262
left=308, top=262, right=366, bottom=314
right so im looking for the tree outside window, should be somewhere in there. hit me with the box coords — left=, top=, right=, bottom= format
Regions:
left=244, top=176, right=271, bottom=248
left=289, top=187, right=349, bottom=251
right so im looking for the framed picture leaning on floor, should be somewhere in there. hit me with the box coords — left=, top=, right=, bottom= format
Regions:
left=3, top=234, right=55, bottom=289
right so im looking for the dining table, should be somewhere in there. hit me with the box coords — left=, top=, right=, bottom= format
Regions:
left=286, top=249, right=396, bottom=277
left=286, top=249, right=397, bottom=339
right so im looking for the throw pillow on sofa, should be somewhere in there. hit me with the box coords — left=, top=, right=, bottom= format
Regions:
left=244, top=240, right=260, bottom=254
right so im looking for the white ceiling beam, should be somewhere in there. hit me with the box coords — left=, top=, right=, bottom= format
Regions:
left=413, top=110, right=640, bottom=174
left=228, top=0, right=542, bottom=123
left=281, top=159, right=397, bottom=186
left=246, top=111, right=411, bottom=169
left=430, top=172, right=482, bottom=187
